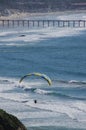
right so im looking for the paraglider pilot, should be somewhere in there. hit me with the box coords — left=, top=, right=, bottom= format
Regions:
left=34, top=100, right=37, bottom=104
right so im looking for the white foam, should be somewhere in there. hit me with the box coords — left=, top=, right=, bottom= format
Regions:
left=34, top=88, right=52, bottom=95
left=0, top=77, right=23, bottom=93
left=72, top=101, right=86, bottom=113
left=0, top=77, right=30, bottom=103
left=0, top=30, right=17, bottom=36
left=0, top=92, right=29, bottom=102
left=26, top=99, right=86, bottom=122
left=69, top=80, right=79, bottom=83
left=58, top=13, right=86, bottom=20
left=0, top=25, right=86, bottom=47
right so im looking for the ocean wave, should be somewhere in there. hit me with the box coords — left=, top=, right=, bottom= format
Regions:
left=0, top=77, right=14, bottom=84
left=53, top=79, right=86, bottom=85
left=34, top=88, right=52, bottom=95
left=0, top=76, right=86, bottom=87
left=0, top=77, right=86, bottom=101
left=0, top=27, right=85, bottom=47
left=23, top=87, right=86, bottom=101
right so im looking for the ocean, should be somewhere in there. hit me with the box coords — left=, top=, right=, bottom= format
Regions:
left=0, top=12, right=86, bottom=130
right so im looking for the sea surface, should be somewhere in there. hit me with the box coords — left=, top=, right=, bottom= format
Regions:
left=0, top=12, right=86, bottom=130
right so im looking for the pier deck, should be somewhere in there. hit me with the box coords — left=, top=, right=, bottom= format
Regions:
left=0, top=20, right=86, bottom=28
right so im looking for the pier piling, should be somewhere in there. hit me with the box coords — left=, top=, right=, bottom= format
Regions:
left=0, top=20, right=86, bottom=28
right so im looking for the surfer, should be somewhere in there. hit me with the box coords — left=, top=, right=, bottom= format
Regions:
left=19, top=34, right=25, bottom=37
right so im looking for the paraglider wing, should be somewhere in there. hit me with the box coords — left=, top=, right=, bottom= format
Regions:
left=41, top=74, right=52, bottom=86
left=19, top=75, right=27, bottom=83
left=19, top=73, right=32, bottom=83
left=19, top=72, right=52, bottom=86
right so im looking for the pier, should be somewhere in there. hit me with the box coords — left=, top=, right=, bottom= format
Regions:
left=0, top=20, right=86, bottom=28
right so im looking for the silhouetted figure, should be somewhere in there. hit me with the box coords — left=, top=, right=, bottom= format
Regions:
left=34, top=100, right=37, bottom=104
left=19, top=34, right=25, bottom=37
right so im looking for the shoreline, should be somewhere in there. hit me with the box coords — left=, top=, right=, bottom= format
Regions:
left=0, top=10, right=86, bottom=20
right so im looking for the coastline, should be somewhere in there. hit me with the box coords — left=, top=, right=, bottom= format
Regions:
left=0, top=10, right=86, bottom=130
left=0, top=10, right=86, bottom=20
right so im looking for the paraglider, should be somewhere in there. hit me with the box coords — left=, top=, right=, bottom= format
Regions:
left=19, top=72, right=52, bottom=86
left=34, top=100, right=37, bottom=104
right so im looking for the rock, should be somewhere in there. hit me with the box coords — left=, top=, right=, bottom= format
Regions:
left=0, top=109, right=27, bottom=130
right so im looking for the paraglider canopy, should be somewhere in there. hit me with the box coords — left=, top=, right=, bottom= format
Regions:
left=19, top=72, right=52, bottom=86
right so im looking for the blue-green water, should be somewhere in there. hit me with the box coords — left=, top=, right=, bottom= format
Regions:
left=0, top=13, right=86, bottom=130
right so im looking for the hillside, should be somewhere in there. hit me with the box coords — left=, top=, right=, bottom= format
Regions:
left=0, top=0, right=86, bottom=16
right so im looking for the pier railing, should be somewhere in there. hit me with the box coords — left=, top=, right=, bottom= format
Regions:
left=0, top=20, right=86, bottom=28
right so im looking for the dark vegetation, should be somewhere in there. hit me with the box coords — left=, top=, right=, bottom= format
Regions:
left=0, top=0, right=86, bottom=16
left=0, top=109, right=27, bottom=130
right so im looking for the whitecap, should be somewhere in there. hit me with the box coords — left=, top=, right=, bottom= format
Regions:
left=34, top=88, right=52, bottom=95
